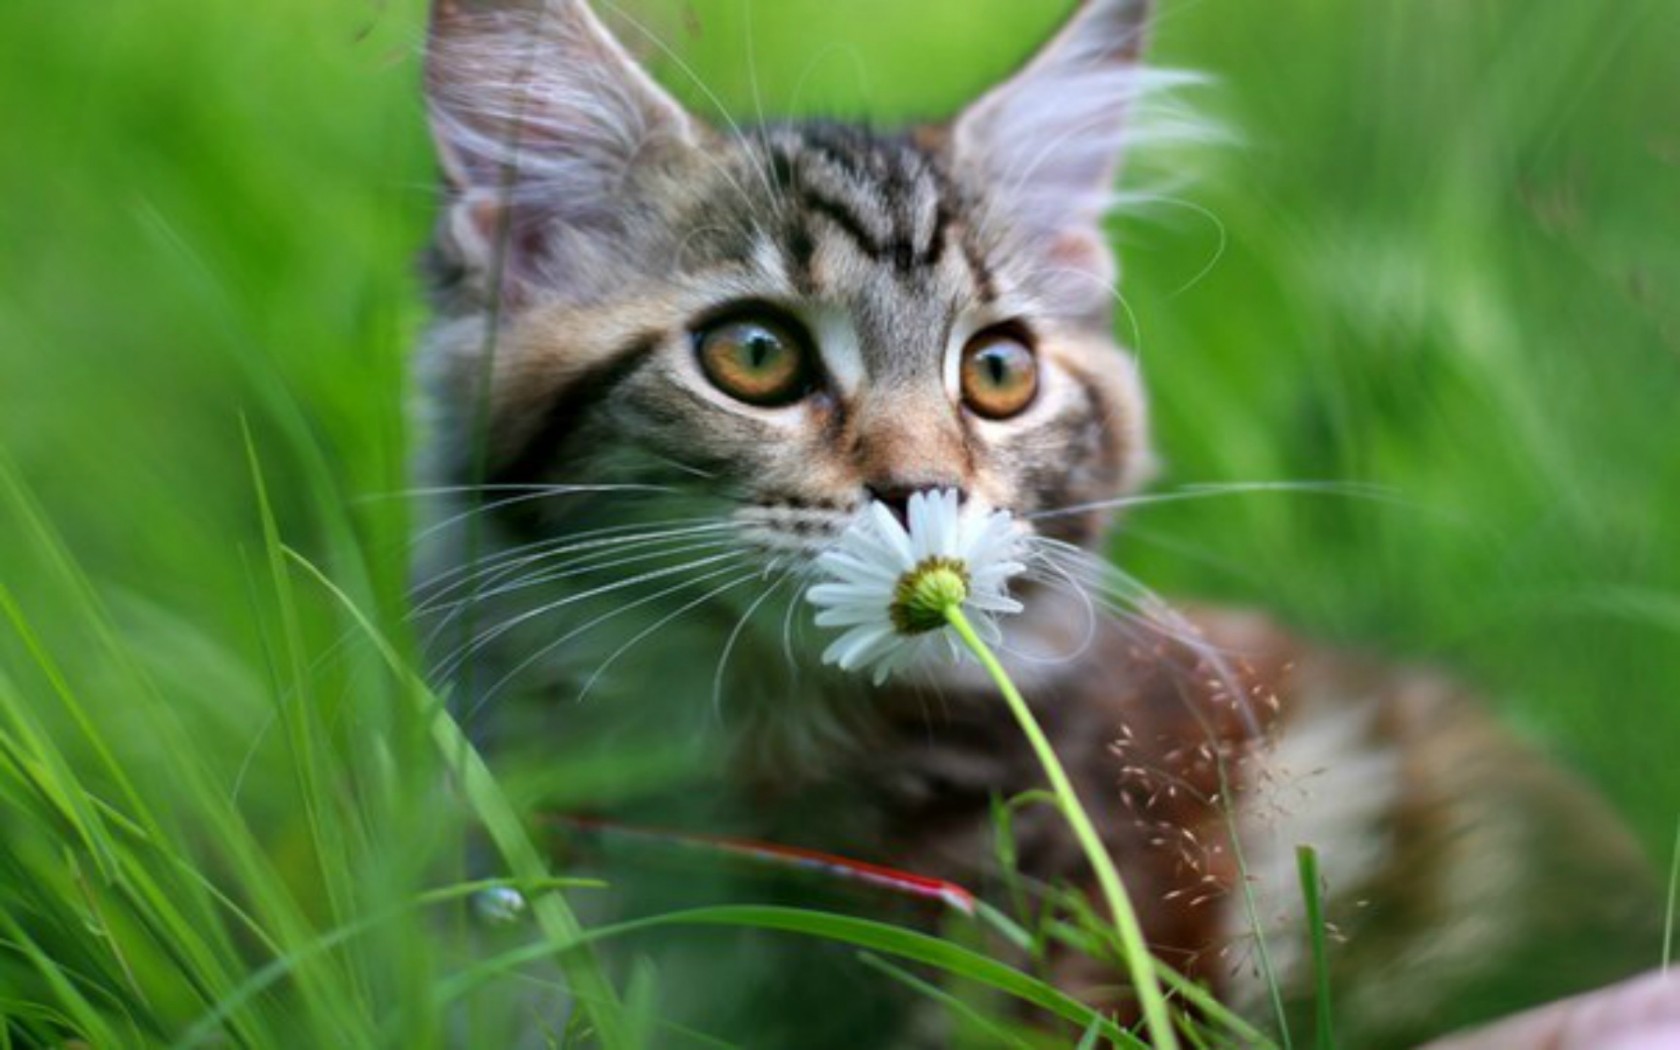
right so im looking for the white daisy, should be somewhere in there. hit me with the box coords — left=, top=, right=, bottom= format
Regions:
left=807, top=489, right=1027, bottom=684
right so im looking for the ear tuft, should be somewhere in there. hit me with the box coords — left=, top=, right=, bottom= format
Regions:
left=950, top=0, right=1196, bottom=272
left=424, top=0, right=697, bottom=298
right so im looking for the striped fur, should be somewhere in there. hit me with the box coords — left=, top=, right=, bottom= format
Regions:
left=413, top=2, right=1661, bottom=1046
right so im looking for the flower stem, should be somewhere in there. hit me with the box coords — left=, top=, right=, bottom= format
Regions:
left=944, top=605, right=1180, bottom=1050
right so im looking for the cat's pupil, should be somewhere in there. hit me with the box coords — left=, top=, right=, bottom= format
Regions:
left=745, top=332, right=775, bottom=370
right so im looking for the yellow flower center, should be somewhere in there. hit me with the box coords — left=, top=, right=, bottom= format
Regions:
left=890, top=556, right=971, bottom=635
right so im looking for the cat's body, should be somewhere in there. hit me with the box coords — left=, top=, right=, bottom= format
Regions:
left=414, top=1, right=1660, bottom=1045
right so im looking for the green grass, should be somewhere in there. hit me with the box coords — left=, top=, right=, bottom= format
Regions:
left=2, top=0, right=1678, bottom=1045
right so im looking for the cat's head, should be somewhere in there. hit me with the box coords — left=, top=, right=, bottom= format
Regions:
left=419, top=0, right=1165, bottom=563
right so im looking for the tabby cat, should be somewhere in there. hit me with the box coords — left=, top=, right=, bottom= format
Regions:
left=413, top=0, right=1660, bottom=1045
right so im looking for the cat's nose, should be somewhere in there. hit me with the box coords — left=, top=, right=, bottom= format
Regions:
left=864, top=481, right=969, bottom=528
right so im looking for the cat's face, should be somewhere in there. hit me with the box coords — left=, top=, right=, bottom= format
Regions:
left=420, top=0, right=1162, bottom=567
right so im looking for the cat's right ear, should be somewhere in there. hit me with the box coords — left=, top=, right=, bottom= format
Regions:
left=948, top=0, right=1158, bottom=287
left=425, top=0, right=697, bottom=301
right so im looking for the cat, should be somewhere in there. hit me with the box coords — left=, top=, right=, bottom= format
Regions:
left=412, top=0, right=1662, bottom=1045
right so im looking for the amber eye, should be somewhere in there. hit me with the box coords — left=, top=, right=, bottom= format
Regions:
left=695, top=314, right=812, bottom=407
left=960, top=328, right=1039, bottom=419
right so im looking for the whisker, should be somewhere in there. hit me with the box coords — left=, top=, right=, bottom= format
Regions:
left=775, top=541, right=847, bottom=672
left=742, top=0, right=768, bottom=133
left=413, top=525, right=736, bottom=618
left=430, top=535, right=738, bottom=616
left=1026, top=537, right=1264, bottom=738
left=418, top=535, right=741, bottom=660
left=781, top=577, right=809, bottom=673
left=993, top=550, right=1099, bottom=666
left=1029, top=261, right=1148, bottom=360
left=637, top=449, right=722, bottom=482
left=1028, top=558, right=1175, bottom=651
left=597, top=1, right=780, bottom=219
left=406, top=483, right=685, bottom=548
left=711, top=569, right=794, bottom=717
left=431, top=549, right=746, bottom=682
left=411, top=518, right=734, bottom=605
left=468, top=557, right=752, bottom=719
left=1135, top=193, right=1229, bottom=299
left=1028, top=479, right=1404, bottom=524
left=575, top=570, right=762, bottom=705
left=1034, top=542, right=1206, bottom=640
left=1109, top=521, right=1257, bottom=581
left=357, top=481, right=676, bottom=505
left=786, top=42, right=871, bottom=119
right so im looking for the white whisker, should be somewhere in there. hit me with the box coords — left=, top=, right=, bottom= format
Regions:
left=780, top=577, right=810, bottom=674
left=1026, top=535, right=1264, bottom=738
left=1002, top=548, right=1100, bottom=665
left=597, top=1, right=780, bottom=218
left=440, top=535, right=737, bottom=613
left=468, top=557, right=752, bottom=718
left=360, top=481, right=674, bottom=504
left=575, top=570, right=762, bottom=705
left=1033, top=262, right=1148, bottom=361
left=1132, top=193, right=1230, bottom=298
left=414, top=527, right=736, bottom=620
left=432, top=548, right=746, bottom=682
left=418, top=535, right=741, bottom=661
left=1029, top=479, right=1404, bottom=523
left=406, top=483, right=677, bottom=547
left=711, top=569, right=795, bottom=717
left=411, top=518, right=734, bottom=606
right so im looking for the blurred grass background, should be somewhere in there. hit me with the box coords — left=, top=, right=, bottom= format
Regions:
left=1, top=0, right=1677, bottom=1042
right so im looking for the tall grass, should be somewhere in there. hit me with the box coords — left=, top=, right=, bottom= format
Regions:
left=1, top=0, right=1677, bottom=1045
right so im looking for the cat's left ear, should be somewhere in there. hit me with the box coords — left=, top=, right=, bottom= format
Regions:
left=949, top=0, right=1156, bottom=279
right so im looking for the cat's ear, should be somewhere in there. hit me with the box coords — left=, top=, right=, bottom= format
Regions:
left=425, top=0, right=697, bottom=298
left=949, top=0, right=1156, bottom=277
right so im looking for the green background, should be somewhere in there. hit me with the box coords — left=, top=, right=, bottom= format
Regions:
left=1, top=0, right=1677, bottom=1042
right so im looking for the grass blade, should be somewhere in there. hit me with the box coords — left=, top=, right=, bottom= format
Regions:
left=1296, top=846, right=1333, bottom=1050
left=438, top=904, right=1147, bottom=1048
left=856, top=951, right=1033, bottom=1050
left=1664, top=813, right=1679, bottom=971
left=282, top=548, right=632, bottom=1050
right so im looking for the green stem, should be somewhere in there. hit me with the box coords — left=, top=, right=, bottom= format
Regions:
left=945, top=606, right=1180, bottom=1050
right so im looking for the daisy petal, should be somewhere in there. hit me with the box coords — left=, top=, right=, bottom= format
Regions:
left=814, top=552, right=899, bottom=584
left=814, top=606, right=885, bottom=628
left=867, top=503, right=914, bottom=567
left=824, top=624, right=891, bottom=669
left=966, top=593, right=1024, bottom=615
left=807, top=582, right=885, bottom=606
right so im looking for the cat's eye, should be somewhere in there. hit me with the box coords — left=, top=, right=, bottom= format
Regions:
left=960, top=328, right=1039, bottom=419
left=695, top=313, right=813, bottom=407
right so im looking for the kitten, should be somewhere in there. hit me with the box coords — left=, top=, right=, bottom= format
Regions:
left=413, top=0, right=1661, bottom=1045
